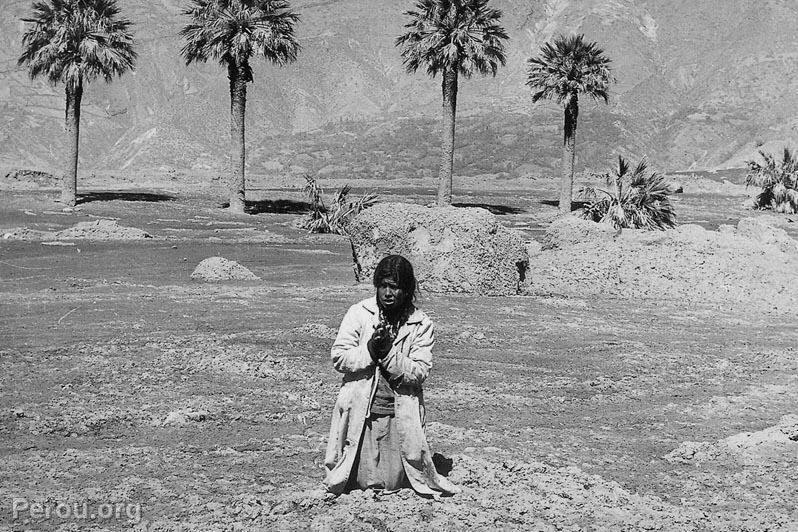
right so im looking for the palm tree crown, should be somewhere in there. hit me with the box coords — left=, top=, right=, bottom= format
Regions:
left=745, top=148, right=798, bottom=214
left=396, top=0, right=508, bottom=78
left=180, top=0, right=300, bottom=79
left=526, top=34, right=612, bottom=104
left=18, top=0, right=136, bottom=91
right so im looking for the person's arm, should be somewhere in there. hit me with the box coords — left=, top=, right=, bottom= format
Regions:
left=379, top=319, right=434, bottom=388
left=330, top=305, right=375, bottom=373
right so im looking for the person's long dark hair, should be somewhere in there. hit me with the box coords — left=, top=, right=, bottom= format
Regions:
left=372, top=255, right=417, bottom=324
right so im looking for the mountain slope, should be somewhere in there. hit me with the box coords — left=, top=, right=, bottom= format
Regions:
left=2, top=0, right=797, bottom=179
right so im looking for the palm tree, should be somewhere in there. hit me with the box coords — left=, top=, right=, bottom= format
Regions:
left=745, top=148, right=798, bottom=214
left=527, top=34, right=613, bottom=214
left=18, top=0, right=136, bottom=207
left=396, top=0, right=508, bottom=206
left=181, top=0, right=300, bottom=213
left=581, top=156, right=676, bottom=230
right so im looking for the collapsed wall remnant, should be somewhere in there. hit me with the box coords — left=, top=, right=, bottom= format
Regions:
left=347, top=202, right=529, bottom=295
left=190, top=257, right=260, bottom=282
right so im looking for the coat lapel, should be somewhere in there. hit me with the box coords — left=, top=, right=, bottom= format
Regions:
left=393, top=307, right=424, bottom=346
left=360, top=296, right=378, bottom=316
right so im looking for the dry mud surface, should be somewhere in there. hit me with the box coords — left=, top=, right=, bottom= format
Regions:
left=1, top=185, right=797, bottom=531
left=530, top=216, right=798, bottom=311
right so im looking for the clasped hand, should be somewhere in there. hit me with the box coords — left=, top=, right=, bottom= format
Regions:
left=367, top=322, right=394, bottom=360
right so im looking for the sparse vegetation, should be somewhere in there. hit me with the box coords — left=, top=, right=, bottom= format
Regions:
left=745, top=148, right=798, bottom=214
left=180, top=0, right=300, bottom=213
left=581, top=156, right=676, bottom=230
left=18, top=0, right=137, bottom=207
left=527, top=34, right=614, bottom=214
left=396, top=0, right=508, bottom=206
left=300, top=175, right=377, bottom=235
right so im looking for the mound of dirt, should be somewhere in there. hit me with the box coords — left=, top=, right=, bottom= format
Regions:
left=529, top=216, right=798, bottom=310
left=542, top=215, right=619, bottom=249
left=733, top=216, right=797, bottom=252
left=348, top=202, right=529, bottom=295
left=162, top=409, right=210, bottom=426
left=56, top=219, right=152, bottom=240
left=190, top=257, right=260, bottom=282
left=664, top=415, right=798, bottom=463
left=2, top=219, right=152, bottom=241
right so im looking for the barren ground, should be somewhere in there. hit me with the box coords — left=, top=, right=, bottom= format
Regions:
left=1, top=180, right=797, bottom=531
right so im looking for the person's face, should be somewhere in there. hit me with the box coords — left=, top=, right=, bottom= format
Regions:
left=377, top=277, right=405, bottom=312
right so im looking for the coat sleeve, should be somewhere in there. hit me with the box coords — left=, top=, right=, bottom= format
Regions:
left=380, top=318, right=434, bottom=388
left=331, top=304, right=375, bottom=374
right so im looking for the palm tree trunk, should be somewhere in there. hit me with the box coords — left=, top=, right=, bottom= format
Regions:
left=62, top=82, right=82, bottom=207
left=228, top=63, right=247, bottom=213
left=560, top=93, right=579, bottom=213
left=437, top=67, right=458, bottom=206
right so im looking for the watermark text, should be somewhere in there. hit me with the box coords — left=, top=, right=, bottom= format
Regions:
left=11, top=498, right=141, bottom=523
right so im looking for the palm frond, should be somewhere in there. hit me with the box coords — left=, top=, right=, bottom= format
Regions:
left=526, top=33, right=613, bottom=106
left=396, top=0, right=508, bottom=79
left=180, top=0, right=300, bottom=70
left=580, top=156, right=676, bottom=230
left=18, top=0, right=137, bottom=88
left=745, top=147, right=798, bottom=213
left=300, top=175, right=378, bottom=235
left=303, top=173, right=325, bottom=220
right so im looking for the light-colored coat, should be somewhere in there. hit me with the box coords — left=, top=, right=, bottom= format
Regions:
left=323, top=296, right=458, bottom=496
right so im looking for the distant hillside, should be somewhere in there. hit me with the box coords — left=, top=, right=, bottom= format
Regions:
left=2, top=0, right=798, bottom=181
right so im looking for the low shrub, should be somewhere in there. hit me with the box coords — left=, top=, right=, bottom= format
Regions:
left=300, top=175, right=378, bottom=235
left=580, top=156, right=676, bottom=230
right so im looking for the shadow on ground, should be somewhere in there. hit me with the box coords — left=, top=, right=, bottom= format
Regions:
left=77, top=192, right=176, bottom=204
left=453, top=202, right=525, bottom=215
left=243, top=199, right=311, bottom=214
left=540, top=199, right=589, bottom=211
left=432, top=453, right=454, bottom=477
